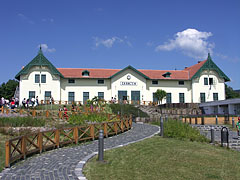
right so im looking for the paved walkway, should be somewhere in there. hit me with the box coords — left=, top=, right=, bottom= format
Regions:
left=0, top=123, right=159, bottom=180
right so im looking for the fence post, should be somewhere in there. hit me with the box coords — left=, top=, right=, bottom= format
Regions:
left=1, top=106, right=4, bottom=114
left=189, top=117, right=192, bottom=124
left=58, top=111, right=62, bottom=119
left=114, top=122, right=118, bottom=134
left=21, top=136, right=26, bottom=160
left=38, top=132, right=43, bottom=153
left=195, top=117, right=198, bottom=124
left=90, top=125, right=95, bottom=140
left=216, top=115, right=218, bottom=125
left=104, top=123, right=108, bottom=137
left=120, top=120, right=124, bottom=132
left=201, top=116, right=205, bottom=125
left=55, top=130, right=60, bottom=148
left=160, top=117, right=164, bottom=137
left=46, top=110, right=49, bottom=118
left=73, top=127, right=78, bottom=144
left=32, top=110, right=36, bottom=117
left=19, top=109, right=23, bottom=115
left=5, top=141, right=10, bottom=167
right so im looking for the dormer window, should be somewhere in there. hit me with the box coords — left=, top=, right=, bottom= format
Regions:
left=162, top=72, right=171, bottom=78
left=82, top=70, right=90, bottom=77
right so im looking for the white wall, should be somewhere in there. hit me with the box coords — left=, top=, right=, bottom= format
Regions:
left=192, top=70, right=225, bottom=103
left=146, top=80, right=192, bottom=103
left=19, top=66, right=61, bottom=104
left=60, top=78, right=111, bottom=103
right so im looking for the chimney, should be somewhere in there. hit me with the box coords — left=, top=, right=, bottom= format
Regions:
left=185, top=67, right=188, bottom=69
left=198, top=61, right=201, bottom=63
left=21, top=66, right=24, bottom=69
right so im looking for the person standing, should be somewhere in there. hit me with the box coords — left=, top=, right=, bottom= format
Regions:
left=236, top=117, right=240, bottom=138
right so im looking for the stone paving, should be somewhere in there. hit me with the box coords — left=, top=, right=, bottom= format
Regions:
left=0, top=123, right=160, bottom=180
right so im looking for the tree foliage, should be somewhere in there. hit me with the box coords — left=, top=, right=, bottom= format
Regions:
left=155, top=89, right=167, bottom=104
left=225, top=84, right=240, bottom=99
left=0, top=79, right=19, bottom=100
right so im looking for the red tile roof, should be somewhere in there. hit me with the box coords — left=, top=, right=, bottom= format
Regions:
left=57, top=60, right=206, bottom=80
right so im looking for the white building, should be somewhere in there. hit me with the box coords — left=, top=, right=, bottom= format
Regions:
left=15, top=48, right=230, bottom=105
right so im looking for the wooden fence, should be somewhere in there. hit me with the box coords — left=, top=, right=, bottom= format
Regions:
left=5, top=117, right=132, bottom=167
left=182, top=115, right=238, bottom=125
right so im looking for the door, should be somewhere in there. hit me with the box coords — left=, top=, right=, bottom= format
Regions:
left=118, top=91, right=127, bottom=103
left=131, top=91, right=140, bottom=104
left=83, top=92, right=89, bottom=104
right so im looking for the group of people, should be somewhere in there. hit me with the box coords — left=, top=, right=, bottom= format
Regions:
left=21, top=96, right=39, bottom=108
left=0, top=97, right=19, bottom=109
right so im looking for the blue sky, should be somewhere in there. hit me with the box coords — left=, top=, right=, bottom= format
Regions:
left=0, top=0, right=239, bottom=89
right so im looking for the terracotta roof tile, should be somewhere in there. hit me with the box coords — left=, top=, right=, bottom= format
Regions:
left=57, top=60, right=206, bottom=80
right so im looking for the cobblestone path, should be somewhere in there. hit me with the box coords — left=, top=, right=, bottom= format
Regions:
left=0, top=123, right=159, bottom=180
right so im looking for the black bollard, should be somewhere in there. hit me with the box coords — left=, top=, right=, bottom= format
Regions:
left=160, top=117, right=164, bottom=137
left=232, top=117, right=235, bottom=129
left=211, top=126, right=215, bottom=143
left=98, top=130, right=104, bottom=161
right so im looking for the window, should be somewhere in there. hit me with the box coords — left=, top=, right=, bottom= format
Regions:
left=68, top=92, right=75, bottom=103
left=152, top=80, right=158, bottom=85
left=209, top=78, right=213, bottom=85
left=35, top=74, right=40, bottom=83
left=82, top=70, right=89, bottom=77
left=41, top=74, right=46, bottom=83
left=98, top=79, right=104, bottom=84
left=204, top=78, right=208, bottom=85
left=166, top=93, right=172, bottom=104
left=213, top=93, right=218, bottom=101
left=83, top=92, right=89, bottom=104
left=162, top=72, right=171, bottom=78
left=179, top=93, right=185, bottom=103
left=29, top=91, right=35, bottom=100
left=45, top=91, right=51, bottom=101
left=68, top=79, right=75, bottom=83
left=200, top=93, right=206, bottom=103
left=178, top=81, right=184, bottom=85
left=98, top=92, right=104, bottom=100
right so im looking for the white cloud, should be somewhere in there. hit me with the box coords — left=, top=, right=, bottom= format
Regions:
left=93, top=36, right=131, bottom=48
left=155, top=28, right=214, bottom=59
left=18, top=13, right=35, bottom=24
left=41, top=18, right=54, bottom=23
left=38, top=44, right=56, bottom=53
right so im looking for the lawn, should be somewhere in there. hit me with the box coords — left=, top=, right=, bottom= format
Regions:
left=83, top=136, right=240, bottom=180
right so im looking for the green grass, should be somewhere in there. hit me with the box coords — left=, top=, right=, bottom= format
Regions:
left=109, top=104, right=148, bottom=117
left=0, top=117, right=46, bottom=127
left=83, top=136, right=240, bottom=180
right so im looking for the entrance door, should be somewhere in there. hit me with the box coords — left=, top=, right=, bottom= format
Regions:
left=118, top=91, right=127, bottom=103
left=131, top=91, right=140, bottom=104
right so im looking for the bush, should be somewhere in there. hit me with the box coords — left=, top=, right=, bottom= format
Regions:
left=69, top=113, right=117, bottom=125
left=110, top=104, right=149, bottom=117
left=161, top=119, right=209, bottom=142
left=0, top=117, right=45, bottom=127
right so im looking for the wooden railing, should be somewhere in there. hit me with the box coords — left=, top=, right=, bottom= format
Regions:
left=182, top=115, right=238, bottom=125
left=5, top=117, right=132, bottom=167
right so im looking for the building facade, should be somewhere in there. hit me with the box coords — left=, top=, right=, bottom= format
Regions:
left=15, top=49, right=230, bottom=105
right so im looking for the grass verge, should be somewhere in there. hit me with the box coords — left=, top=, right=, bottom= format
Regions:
left=83, top=136, right=240, bottom=180
left=109, top=104, right=148, bottom=117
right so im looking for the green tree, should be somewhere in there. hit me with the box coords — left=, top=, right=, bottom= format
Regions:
left=0, top=79, right=19, bottom=100
left=155, top=89, right=167, bottom=104
left=225, top=84, right=240, bottom=99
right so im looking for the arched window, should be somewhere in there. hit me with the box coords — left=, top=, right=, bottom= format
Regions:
left=82, top=70, right=90, bottom=77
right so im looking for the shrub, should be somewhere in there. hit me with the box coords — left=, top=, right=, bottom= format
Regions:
left=0, top=117, right=45, bottom=127
left=68, top=113, right=116, bottom=125
left=161, top=119, right=209, bottom=142
left=110, top=104, right=149, bottom=117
